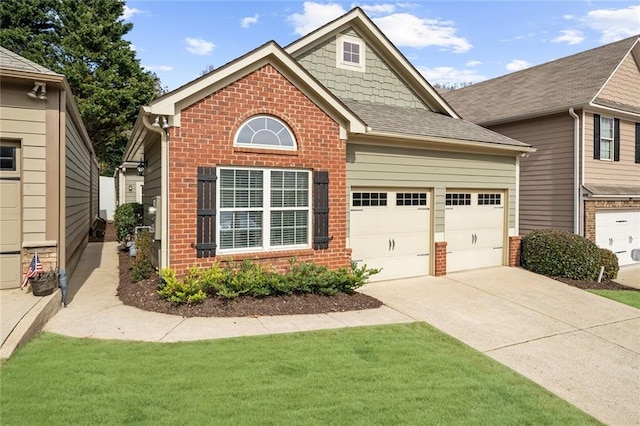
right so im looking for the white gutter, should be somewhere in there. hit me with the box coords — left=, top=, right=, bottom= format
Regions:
left=580, top=109, right=586, bottom=236
left=569, top=108, right=580, bottom=235
left=141, top=112, right=169, bottom=269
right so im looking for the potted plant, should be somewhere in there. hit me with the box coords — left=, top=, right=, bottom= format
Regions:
left=30, top=268, right=59, bottom=296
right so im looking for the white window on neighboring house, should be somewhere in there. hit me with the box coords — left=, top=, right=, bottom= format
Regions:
left=218, top=168, right=310, bottom=253
left=336, top=34, right=365, bottom=72
left=600, top=116, right=614, bottom=161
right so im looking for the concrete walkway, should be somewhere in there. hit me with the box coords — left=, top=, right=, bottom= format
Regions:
left=3, top=241, right=639, bottom=425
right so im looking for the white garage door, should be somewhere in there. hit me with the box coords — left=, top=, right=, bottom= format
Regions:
left=0, top=142, right=21, bottom=289
left=596, top=210, right=640, bottom=266
left=350, top=189, right=430, bottom=282
left=445, top=191, right=505, bottom=273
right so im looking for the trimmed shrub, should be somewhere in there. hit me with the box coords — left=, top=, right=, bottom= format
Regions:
left=113, top=202, right=143, bottom=242
left=598, top=248, right=619, bottom=281
left=131, top=230, right=153, bottom=282
left=521, top=229, right=600, bottom=280
left=157, top=259, right=380, bottom=304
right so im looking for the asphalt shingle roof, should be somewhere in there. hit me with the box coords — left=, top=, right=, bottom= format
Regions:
left=442, top=36, right=639, bottom=124
left=0, top=46, right=58, bottom=75
left=342, top=99, right=531, bottom=148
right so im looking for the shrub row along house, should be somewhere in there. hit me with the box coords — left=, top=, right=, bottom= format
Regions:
left=444, top=35, right=640, bottom=267
left=0, top=46, right=99, bottom=289
left=123, top=8, right=534, bottom=281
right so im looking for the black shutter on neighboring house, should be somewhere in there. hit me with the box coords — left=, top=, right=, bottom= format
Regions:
left=196, top=166, right=217, bottom=258
left=593, top=114, right=600, bottom=159
left=636, top=123, right=640, bottom=164
left=613, top=118, right=620, bottom=161
left=313, top=170, right=330, bottom=250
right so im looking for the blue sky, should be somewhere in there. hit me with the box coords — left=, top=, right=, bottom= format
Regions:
left=122, top=1, right=640, bottom=91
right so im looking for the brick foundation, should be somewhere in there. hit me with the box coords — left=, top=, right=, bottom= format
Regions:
left=434, top=241, right=447, bottom=276
left=508, top=235, right=522, bottom=267
left=22, top=242, right=57, bottom=276
left=167, top=64, right=351, bottom=277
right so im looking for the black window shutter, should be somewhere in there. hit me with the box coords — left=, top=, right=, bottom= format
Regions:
left=593, top=114, right=600, bottom=159
left=636, top=123, right=640, bottom=164
left=196, top=166, right=217, bottom=258
left=613, top=118, right=620, bottom=161
left=313, top=170, right=330, bottom=250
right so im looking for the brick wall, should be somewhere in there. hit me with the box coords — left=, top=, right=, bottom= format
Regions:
left=508, top=236, right=522, bottom=267
left=584, top=199, right=640, bottom=241
left=167, top=64, right=351, bottom=276
left=22, top=243, right=57, bottom=276
left=434, top=241, right=447, bottom=276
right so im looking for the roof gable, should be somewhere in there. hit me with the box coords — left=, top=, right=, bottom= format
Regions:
left=593, top=44, right=640, bottom=114
left=443, top=35, right=639, bottom=124
left=0, top=46, right=59, bottom=76
left=147, top=41, right=365, bottom=134
left=285, top=7, right=459, bottom=118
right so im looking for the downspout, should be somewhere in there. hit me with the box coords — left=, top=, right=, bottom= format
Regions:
left=569, top=108, right=580, bottom=235
left=141, top=114, right=169, bottom=269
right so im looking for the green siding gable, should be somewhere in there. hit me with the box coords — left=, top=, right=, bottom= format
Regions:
left=295, top=28, right=428, bottom=110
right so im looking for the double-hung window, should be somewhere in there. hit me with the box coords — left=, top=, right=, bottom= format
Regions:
left=599, top=116, right=614, bottom=161
left=218, top=167, right=310, bottom=253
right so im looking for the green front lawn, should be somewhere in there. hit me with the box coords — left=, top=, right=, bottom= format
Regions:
left=0, top=323, right=598, bottom=425
left=589, top=290, right=640, bottom=309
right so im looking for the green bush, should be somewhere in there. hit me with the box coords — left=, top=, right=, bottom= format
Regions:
left=598, top=248, right=619, bottom=281
left=113, top=202, right=143, bottom=242
left=156, top=259, right=380, bottom=304
left=521, top=229, right=600, bottom=280
left=131, top=230, right=153, bottom=282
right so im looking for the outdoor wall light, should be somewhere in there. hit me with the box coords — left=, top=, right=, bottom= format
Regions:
left=137, top=157, right=147, bottom=176
left=152, top=116, right=169, bottom=129
left=27, top=82, right=47, bottom=100
left=128, top=185, right=133, bottom=192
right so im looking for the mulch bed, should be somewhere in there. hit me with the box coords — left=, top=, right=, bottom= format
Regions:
left=94, top=222, right=636, bottom=318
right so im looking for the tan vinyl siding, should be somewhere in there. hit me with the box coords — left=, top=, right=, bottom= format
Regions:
left=584, top=112, right=640, bottom=186
left=91, top=159, right=99, bottom=221
left=346, top=144, right=516, bottom=234
left=64, top=113, right=92, bottom=275
left=596, top=50, right=640, bottom=111
left=0, top=86, right=47, bottom=243
left=295, top=28, right=428, bottom=109
left=143, top=135, right=162, bottom=267
left=490, top=113, right=575, bottom=234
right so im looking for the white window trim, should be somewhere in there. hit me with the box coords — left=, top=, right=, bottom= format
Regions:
left=233, top=115, right=297, bottom=151
left=599, top=116, right=614, bottom=161
left=336, top=34, right=366, bottom=72
left=217, top=167, right=312, bottom=254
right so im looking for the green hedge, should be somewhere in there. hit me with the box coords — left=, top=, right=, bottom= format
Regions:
left=521, top=229, right=600, bottom=280
left=113, top=202, right=143, bottom=242
left=598, top=248, right=619, bottom=281
left=158, top=259, right=380, bottom=304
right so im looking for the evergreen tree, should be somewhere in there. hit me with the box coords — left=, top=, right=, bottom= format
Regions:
left=0, top=0, right=161, bottom=175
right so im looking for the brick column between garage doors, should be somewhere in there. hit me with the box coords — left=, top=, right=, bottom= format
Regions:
left=434, top=241, right=447, bottom=276
left=508, top=236, right=522, bottom=267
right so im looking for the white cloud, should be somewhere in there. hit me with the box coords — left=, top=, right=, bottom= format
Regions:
left=506, top=60, right=531, bottom=72
left=583, top=5, right=640, bottom=43
left=563, top=14, right=575, bottom=20
left=374, top=13, right=472, bottom=53
left=552, top=29, right=584, bottom=45
left=185, top=37, right=215, bottom=55
left=122, top=5, right=142, bottom=20
left=358, top=3, right=396, bottom=16
left=144, top=65, right=174, bottom=72
left=288, top=2, right=346, bottom=36
left=241, top=14, right=259, bottom=28
left=465, top=60, right=481, bottom=67
left=129, top=43, right=136, bottom=51
left=417, top=66, right=486, bottom=86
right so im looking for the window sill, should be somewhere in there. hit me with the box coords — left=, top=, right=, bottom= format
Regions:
left=216, top=248, right=315, bottom=263
left=233, top=146, right=299, bottom=156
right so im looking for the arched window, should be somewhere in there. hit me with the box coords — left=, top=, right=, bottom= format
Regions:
left=234, top=115, right=296, bottom=150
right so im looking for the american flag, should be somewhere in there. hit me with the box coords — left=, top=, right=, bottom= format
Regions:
left=21, top=253, right=43, bottom=288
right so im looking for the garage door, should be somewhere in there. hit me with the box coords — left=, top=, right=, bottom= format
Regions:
left=0, top=142, right=21, bottom=289
left=445, top=191, right=505, bottom=272
left=596, top=210, right=640, bottom=266
left=350, top=189, right=430, bottom=281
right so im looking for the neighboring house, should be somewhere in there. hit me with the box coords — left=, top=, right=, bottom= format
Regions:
left=444, top=35, right=640, bottom=266
left=0, top=46, right=99, bottom=289
left=114, top=161, right=144, bottom=206
left=123, top=8, right=534, bottom=281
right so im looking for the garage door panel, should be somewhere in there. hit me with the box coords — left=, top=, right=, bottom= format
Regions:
left=448, top=248, right=503, bottom=272
left=354, top=254, right=429, bottom=282
left=596, top=210, right=640, bottom=266
left=1, top=143, right=21, bottom=289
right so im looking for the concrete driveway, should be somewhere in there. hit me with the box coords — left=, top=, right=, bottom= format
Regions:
left=359, top=267, right=640, bottom=426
